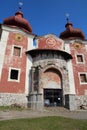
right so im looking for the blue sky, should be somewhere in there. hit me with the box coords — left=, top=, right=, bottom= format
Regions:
left=0, top=0, right=87, bottom=38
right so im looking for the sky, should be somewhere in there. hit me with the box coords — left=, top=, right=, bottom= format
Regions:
left=0, top=0, right=87, bottom=38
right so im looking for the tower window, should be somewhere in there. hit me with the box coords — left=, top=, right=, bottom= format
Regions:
left=79, top=73, right=87, bottom=84
left=13, top=46, right=22, bottom=57
left=10, top=69, right=18, bottom=80
left=8, top=68, right=20, bottom=82
left=76, top=54, right=84, bottom=63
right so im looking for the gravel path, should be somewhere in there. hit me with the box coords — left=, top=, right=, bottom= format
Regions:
left=0, top=108, right=87, bottom=121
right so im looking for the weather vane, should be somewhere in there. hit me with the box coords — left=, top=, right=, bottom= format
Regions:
left=18, top=2, right=23, bottom=11
left=66, top=13, right=70, bottom=23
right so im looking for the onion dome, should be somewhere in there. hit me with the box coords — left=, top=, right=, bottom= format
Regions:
left=59, top=22, right=85, bottom=40
left=3, top=11, right=32, bottom=33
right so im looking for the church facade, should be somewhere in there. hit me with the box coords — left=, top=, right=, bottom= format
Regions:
left=0, top=10, right=87, bottom=110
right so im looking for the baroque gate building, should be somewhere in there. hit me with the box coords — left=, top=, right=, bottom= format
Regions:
left=0, top=10, right=87, bottom=110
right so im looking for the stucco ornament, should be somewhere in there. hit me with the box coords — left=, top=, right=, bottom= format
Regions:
left=46, top=37, right=57, bottom=47
left=14, top=33, right=23, bottom=42
left=74, top=42, right=82, bottom=49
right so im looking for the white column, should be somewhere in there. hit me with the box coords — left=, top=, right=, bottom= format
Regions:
left=0, top=30, right=9, bottom=79
left=65, top=44, right=76, bottom=94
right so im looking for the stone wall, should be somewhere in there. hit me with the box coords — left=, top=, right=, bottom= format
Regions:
left=65, top=94, right=87, bottom=110
left=75, top=95, right=87, bottom=109
left=65, top=94, right=77, bottom=110
left=0, top=93, right=28, bottom=107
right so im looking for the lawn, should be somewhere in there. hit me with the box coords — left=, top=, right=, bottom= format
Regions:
left=0, top=116, right=87, bottom=130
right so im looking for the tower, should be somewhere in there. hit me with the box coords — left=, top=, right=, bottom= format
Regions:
left=0, top=8, right=35, bottom=107
left=59, top=20, right=87, bottom=110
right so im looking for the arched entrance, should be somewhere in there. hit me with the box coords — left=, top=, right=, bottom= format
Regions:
left=42, top=68, right=63, bottom=107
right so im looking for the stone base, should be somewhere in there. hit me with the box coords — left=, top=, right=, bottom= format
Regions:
left=75, top=95, right=87, bottom=110
left=0, top=93, right=28, bottom=108
left=65, top=94, right=77, bottom=111
left=65, top=94, right=87, bottom=111
left=28, top=93, right=43, bottom=111
left=1, top=93, right=87, bottom=111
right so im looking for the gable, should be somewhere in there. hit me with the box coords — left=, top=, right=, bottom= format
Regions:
left=36, top=34, right=64, bottom=50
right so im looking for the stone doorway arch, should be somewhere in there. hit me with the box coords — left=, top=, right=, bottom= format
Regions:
left=41, top=67, right=63, bottom=107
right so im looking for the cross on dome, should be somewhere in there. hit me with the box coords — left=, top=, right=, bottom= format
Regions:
left=66, top=13, right=70, bottom=23
left=18, top=2, right=23, bottom=11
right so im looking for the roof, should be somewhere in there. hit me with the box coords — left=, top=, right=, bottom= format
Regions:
left=59, top=22, right=85, bottom=40
left=26, top=49, right=72, bottom=60
left=3, top=11, right=32, bottom=33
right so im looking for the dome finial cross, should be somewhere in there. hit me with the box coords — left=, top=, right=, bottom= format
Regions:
left=66, top=13, right=70, bottom=23
left=18, top=2, right=23, bottom=11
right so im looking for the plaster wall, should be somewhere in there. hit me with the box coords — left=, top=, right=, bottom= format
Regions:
left=0, top=30, right=9, bottom=79
left=65, top=43, right=75, bottom=94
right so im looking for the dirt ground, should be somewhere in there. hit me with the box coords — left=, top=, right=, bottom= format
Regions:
left=0, top=107, right=87, bottom=120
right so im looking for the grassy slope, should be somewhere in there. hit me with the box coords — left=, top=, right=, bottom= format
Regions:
left=0, top=116, right=87, bottom=130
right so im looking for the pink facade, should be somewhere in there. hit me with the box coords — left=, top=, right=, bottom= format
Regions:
left=70, top=42, right=87, bottom=95
left=0, top=32, right=28, bottom=93
left=0, top=10, right=87, bottom=110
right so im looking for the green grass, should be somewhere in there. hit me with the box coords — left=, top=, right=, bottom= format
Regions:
left=0, top=106, right=27, bottom=111
left=0, top=106, right=11, bottom=110
left=0, top=116, right=87, bottom=130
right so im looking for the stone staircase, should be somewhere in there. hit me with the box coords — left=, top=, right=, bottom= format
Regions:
left=44, top=106, right=69, bottom=113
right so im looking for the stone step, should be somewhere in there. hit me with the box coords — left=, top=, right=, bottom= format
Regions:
left=44, top=106, right=69, bottom=112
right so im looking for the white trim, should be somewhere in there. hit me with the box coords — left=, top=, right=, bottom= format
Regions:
left=78, top=72, right=87, bottom=85
left=0, top=31, right=9, bottom=80
left=25, top=53, right=33, bottom=94
left=65, top=44, right=76, bottom=94
left=28, top=37, right=35, bottom=50
left=1, top=25, right=35, bottom=38
left=8, top=67, right=21, bottom=82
